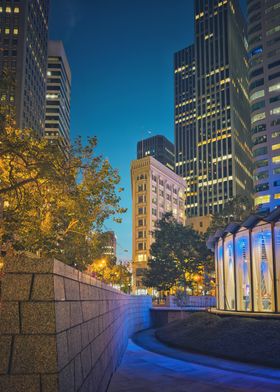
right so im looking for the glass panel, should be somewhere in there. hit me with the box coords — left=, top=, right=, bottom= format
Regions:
left=224, top=235, right=235, bottom=310
left=217, top=239, right=225, bottom=310
left=274, top=222, right=280, bottom=311
left=252, top=224, right=274, bottom=312
left=235, top=230, right=252, bottom=311
left=215, top=244, right=219, bottom=308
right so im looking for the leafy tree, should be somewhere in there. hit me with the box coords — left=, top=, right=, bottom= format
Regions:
left=143, top=213, right=212, bottom=293
left=207, top=195, right=254, bottom=236
left=0, top=125, right=126, bottom=269
left=90, top=258, right=131, bottom=293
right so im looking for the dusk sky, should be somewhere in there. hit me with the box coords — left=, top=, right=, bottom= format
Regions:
left=50, top=0, right=246, bottom=260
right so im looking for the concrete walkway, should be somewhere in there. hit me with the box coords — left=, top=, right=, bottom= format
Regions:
left=108, top=330, right=280, bottom=392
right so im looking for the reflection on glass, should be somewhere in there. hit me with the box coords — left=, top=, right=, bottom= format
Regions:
left=252, top=224, right=274, bottom=312
left=217, top=239, right=225, bottom=310
left=235, top=230, right=251, bottom=311
left=224, top=235, right=235, bottom=310
left=274, top=222, right=280, bottom=311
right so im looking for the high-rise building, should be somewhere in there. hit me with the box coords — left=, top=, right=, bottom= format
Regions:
left=137, top=135, right=175, bottom=171
left=248, top=0, right=280, bottom=211
left=175, top=0, right=253, bottom=218
left=131, top=156, right=186, bottom=294
left=101, top=231, right=117, bottom=260
left=45, top=41, right=71, bottom=148
left=0, top=0, right=50, bottom=135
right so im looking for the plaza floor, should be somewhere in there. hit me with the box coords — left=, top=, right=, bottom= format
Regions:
left=108, top=330, right=280, bottom=392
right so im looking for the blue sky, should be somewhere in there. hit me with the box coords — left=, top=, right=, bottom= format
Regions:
left=49, top=0, right=246, bottom=260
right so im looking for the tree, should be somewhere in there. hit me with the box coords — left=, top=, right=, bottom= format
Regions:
left=207, top=195, right=254, bottom=236
left=0, top=125, right=126, bottom=269
left=89, top=258, right=131, bottom=293
left=143, top=213, right=212, bottom=293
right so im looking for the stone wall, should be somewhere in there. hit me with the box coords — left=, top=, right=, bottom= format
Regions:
left=0, top=256, right=151, bottom=392
left=151, top=308, right=204, bottom=328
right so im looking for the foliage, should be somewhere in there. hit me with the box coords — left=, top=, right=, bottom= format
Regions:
left=0, top=123, right=126, bottom=269
left=207, top=195, right=254, bottom=236
left=89, top=257, right=131, bottom=293
left=143, top=213, right=213, bottom=292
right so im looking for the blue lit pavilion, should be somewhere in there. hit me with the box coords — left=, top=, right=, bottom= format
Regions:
left=207, top=208, right=280, bottom=314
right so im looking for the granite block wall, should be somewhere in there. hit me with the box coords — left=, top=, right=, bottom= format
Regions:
left=0, top=256, right=151, bottom=392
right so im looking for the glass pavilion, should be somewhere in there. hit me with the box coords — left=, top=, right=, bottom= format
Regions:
left=207, top=208, right=280, bottom=314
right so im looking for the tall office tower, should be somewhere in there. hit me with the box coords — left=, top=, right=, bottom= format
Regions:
left=45, top=41, right=71, bottom=148
left=0, top=1, right=50, bottom=135
left=175, top=0, right=253, bottom=219
left=137, top=135, right=175, bottom=171
left=174, top=45, right=196, bottom=211
left=101, top=231, right=117, bottom=260
left=248, top=0, right=280, bottom=211
left=131, top=156, right=186, bottom=294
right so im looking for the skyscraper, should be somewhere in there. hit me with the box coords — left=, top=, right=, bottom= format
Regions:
left=248, top=0, right=280, bottom=211
left=175, top=0, right=253, bottom=218
left=45, top=41, right=71, bottom=148
left=0, top=0, right=50, bottom=135
left=137, top=135, right=175, bottom=171
left=131, top=156, right=186, bottom=294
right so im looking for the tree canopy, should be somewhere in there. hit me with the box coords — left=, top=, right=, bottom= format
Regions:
left=143, top=213, right=213, bottom=293
left=0, top=124, right=126, bottom=269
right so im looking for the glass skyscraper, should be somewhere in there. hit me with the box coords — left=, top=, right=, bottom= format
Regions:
left=45, top=40, right=71, bottom=148
left=137, top=135, right=175, bottom=171
left=175, top=0, right=253, bottom=218
left=0, top=0, right=50, bottom=135
left=248, top=0, right=280, bottom=211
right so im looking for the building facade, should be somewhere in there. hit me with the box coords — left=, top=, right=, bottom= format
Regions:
left=175, top=0, right=253, bottom=218
left=102, top=231, right=117, bottom=260
left=208, top=208, right=280, bottom=314
left=248, top=0, right=280, bottom=212
left=131, top=156, right=186, bottom=294
left=137, top=135, right=175, bottom=171
left=45, top=40, right=71, bottom=148
left=0, top=0, right=50, bottom=135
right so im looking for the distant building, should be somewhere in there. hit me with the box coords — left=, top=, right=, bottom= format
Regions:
left=102, top=231, right=117, bottom=260
left=187, top=215, right=212, bottom=235
left=131, top=156, right=186, bottom=294
left=248, top=0, right=280, bottom=211
left=175, top=0, right=253, bottom=218
left=0, top=0, right=50, bottom=135
left=137, top=135, right=175, bottom=171
left=45, top=41, right=71, bottom=148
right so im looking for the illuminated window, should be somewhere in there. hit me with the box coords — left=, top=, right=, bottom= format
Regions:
left=13, top=28, right=18, bottom=35
left=250, top=89, right=264, bottom=102
left=255, top=195, right=270, bottom=206
left=272, top=131, right=280, bottom=138
left=14, top=7, right=20, bottom=13
left=137, top=254, right=147, bottom=262
left=272, top=144, right=280, bottom=151
left=275, top=194, right=280, bottom=199
left=252, top=112, right=265, bottom=123
left=269, top=83, right=280, bottom=92
left=273, top=156, right=280, bottom=164
left=6, top=6, right=11, bottom=13
left=5, top=28, right=10, bottom=35
left=270, top=107, right=280, bottom=115
left=0, top=7, right=2, bottom=12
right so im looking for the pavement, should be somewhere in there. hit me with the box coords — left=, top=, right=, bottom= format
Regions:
left=107, top=329, right=280, bottom=392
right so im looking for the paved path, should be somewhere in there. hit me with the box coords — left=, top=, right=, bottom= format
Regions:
left=108, top=330, right=280, bottom=392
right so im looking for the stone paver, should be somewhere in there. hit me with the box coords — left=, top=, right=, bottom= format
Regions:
left=108, top=333, right=280, bottom=392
